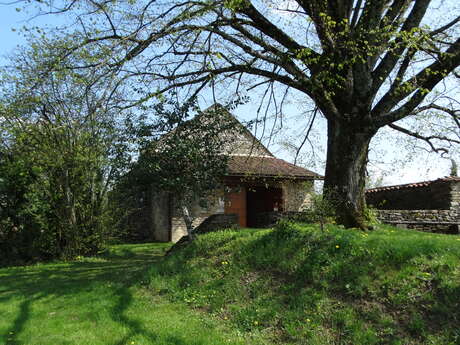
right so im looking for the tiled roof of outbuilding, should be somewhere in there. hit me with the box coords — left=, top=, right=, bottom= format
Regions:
left=226, top=155, right=322, bottom=180
left=366, top=176, right=460, bottom=193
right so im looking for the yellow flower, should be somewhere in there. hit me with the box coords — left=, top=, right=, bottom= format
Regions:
left=335, top=245, right=340, bottom=249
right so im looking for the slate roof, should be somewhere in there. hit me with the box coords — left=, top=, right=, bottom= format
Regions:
left=366, top=176, right=460, bottom=193
left=226, top=155, right=322, bottom=180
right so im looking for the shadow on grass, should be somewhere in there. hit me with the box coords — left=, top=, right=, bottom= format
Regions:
left=109, top=285, right=203, bottom=345
left=0, top=243, right=171, bottom=344
left=110, top=286, right=159, bottom=345
left=5, top=298, right=33, bottom=345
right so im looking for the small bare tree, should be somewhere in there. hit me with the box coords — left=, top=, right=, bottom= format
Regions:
left=128, top=98, right=240, bottom=240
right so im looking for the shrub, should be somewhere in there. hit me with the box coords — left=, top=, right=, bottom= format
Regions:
left=301, top=193, right=337, bottom=230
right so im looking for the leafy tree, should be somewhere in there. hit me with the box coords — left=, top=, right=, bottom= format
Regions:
left=123, top=98, right=241, bottom=240
left=0, top=131, right=49, bottom=262
left=0, top=39, right=132, bottom=261
left=304, top=193, right=337, bottom=231
left=15, top=0, right=460, bottom=229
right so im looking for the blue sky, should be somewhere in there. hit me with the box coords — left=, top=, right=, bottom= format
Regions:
left=0, top=5, right=52, bottom=65
left=0, top=6, right=27, bottom=64
left=0, top=2, right=455, bottom=185
left=0, top=3, right=71, bottom=64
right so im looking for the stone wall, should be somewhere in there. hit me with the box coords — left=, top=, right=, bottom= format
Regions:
left=194, top=214, right=239, bottom=234
left=376, top=210, right=459, bottom=233
left=452, top=181, right=460, bottom=210
left=220, top=127, right=273, bottom=157
left=150, top=189, right=170, bottom=242
left=367, top=178, right=460, bottom=233
left=366, top=180, right=453, bottom=210
left=169, top=190, right=225, bottom=242
left=167, top=179, right=314, bottom=241
left=282, top=180, right=313, bottom=212
left=170, top=216, right=204, bottom=242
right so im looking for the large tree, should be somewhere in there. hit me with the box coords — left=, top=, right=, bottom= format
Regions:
left=0, top=38, right=133, bottom=260
left=16, top=0, right=460, bottom=228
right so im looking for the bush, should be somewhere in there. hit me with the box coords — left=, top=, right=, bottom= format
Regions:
left=298, top=193, right=380, bottom=229
left=364, top=204, right=380, bottom=226
left=0, top=129, right=113, bottom=265
left=300, top=193, right=337, bottom=230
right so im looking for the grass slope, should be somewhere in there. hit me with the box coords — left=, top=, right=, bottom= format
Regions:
left=0, top=243, right=268, bottom=345
left=149, top=222, right=460, bottom=345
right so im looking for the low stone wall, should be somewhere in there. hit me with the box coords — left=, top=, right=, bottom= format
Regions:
left=376, top=210, right=460, bottom=233
left=170, top=191, right=225, bottom=242
left=282, top=180, right=313, bottom=212
left=195, top=214, right=239, bottom=234
left=366, top=178, right=460, bottom=211
left=367, top=182, right=450, bottom=210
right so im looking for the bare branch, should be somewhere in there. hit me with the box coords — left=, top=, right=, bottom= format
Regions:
left=374, top=37, right=460, bottom=126
left=388, top=123, right=457, bottom=155
left=294, top=107, right=318, bottom=165
left=430, top=15, right=460, bottom=37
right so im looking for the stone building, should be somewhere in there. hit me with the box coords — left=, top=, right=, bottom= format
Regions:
left=366, top=177, right=460, bottom=233
left=148, top=106, right=322, bottom=242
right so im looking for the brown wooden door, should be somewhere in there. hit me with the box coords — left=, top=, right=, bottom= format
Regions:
left=247, top=187, right=283, bottom=227
left=225, top=187, right=247, bottom=227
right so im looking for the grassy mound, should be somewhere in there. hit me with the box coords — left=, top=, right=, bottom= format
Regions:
left=148, top=221, right=460, bottom=345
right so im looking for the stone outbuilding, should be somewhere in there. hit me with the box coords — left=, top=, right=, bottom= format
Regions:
left=148, top=106, right=322, bottom=242
left=366, top=177, right=460, bottom=233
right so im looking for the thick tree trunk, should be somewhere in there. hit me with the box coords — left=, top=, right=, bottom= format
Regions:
left=323, top=119, right=375, bottom=229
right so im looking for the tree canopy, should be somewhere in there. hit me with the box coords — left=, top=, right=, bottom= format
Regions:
left=0, top=38, right=133, bottom=262
left=11, top=0, right=460, bottom=228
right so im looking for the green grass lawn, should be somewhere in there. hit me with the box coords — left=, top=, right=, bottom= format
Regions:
left=2, top=224, right=460, bottom=345
left=0, top=243, right=269, bottom=345
left=149, top=223, right=460, bottom=345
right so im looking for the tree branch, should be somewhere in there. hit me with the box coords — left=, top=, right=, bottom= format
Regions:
left=371, top=0, right=431, bottom=92
left=388, top=123, right=458, bottom=154
left=374, top=37, right=460, bottom=126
